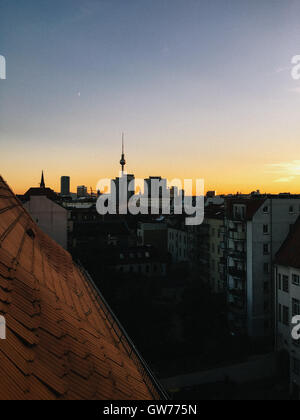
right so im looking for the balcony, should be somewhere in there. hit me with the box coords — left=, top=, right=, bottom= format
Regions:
left=229, top=231, right=246, bottom=241
left=228, top=267, right=246, bottom=279
left=228, top=302, right=246, bottom=315
left=219, top=226, right=226, bottom=234
left=228, top=288, right=245, bottom=298
left=229, top=250, right=246, bottom=260
left=219, top=263, right=225, bottom=273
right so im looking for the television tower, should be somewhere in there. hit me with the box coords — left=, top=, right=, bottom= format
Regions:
left=120, top=133, right=126, bottom=174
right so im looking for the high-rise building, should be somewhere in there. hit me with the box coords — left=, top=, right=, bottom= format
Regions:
left=61, top=176, right=70, bottom=196
left=112, top=174, right=135, bottom=213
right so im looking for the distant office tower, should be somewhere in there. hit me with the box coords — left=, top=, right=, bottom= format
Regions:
left=144, top=177, right=167, bottom=199
left=112, top=174, right=135, bottom=213
left=61, top=176, right=70, bottom=196
left=77, top=185, right=88, bottom=198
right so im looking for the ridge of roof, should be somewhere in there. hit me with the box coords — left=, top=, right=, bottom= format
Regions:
left=275, top=216, right=300, bottom=269
left=0, top=176, right=166, bottom=400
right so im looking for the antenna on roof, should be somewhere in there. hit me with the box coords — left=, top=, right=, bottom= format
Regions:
left=120, top=132, right=126, bottom=175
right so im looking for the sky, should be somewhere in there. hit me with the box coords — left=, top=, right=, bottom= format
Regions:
left=1, top=0, right=300, bottom=194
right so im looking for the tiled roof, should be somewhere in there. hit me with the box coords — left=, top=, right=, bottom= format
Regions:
left=0, top=176, right=165, bottom=400
left=275, top=217, right=300, bottom=269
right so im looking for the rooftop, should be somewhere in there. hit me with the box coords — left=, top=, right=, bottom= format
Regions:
left=275, top=217, right=300, bottom=269
left=0, top=176, right=166, bottom=400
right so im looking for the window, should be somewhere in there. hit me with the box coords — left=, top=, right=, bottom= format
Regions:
left=283, top=306, right=289, bottom=326
left=292, top=274, right=300, bottom=286
left=292, top=299, right=300, bottom=317
left=263, top=224, right=269, bottom=234
left=264, top=263, right=270, bottom=274
left=289, top=206, right=295, bottom=214
left=263, top=243, right=270, bottom=255
left=263, top=206, right=269, bottom=213
left=278, top=273, right=282, bottom=290
left=283, top=275, right=289, bottom=293
left=278, top=304, right=282, bottom=323
left=292, top=358, right=300, bottom=376
left=264, top=282, right=269, bottom=293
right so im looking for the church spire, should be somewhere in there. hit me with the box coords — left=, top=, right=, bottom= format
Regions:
left=40, top=171, right=45, bottom=188
left=120, top=133, right=126, bottom=174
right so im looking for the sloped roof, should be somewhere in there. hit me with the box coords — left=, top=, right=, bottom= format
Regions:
left=23, top=187, right=58, bottom=202
left=0, top=176, right=165, bottom=400
left=225, top=198, right=266, bottom=220
left=275, top=217, right=300, bottom=269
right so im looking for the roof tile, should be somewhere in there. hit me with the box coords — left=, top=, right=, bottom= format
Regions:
left=0, top=176, right=163, bottom=400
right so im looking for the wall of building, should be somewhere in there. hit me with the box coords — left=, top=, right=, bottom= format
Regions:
left=276, top=264, right=300, bottom=398
left=168, top=228, right=188, bottom=263
left=208, top=217, right=225, bottom=293
left=250, top=198, right=300, bottom=338
left=227, top=198, right=300, bottom=339
left=24, top=196, right=68, bottom=249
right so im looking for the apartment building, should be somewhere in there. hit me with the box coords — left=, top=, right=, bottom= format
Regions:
left=225, top=195, right=300, bottom=339
left=207, top=206, right=226, bottom=294
left=275, top=218, right=300, bottom=399
left=137, top=221, right=189, bottom=263
left=189, top=204, right=225, bottom=293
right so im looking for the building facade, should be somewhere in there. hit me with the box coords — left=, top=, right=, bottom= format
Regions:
left=275, top=218, right=300, bottom=399
left=61, top=176, right=70, bottom=196
left=225, top=196, right=300, bottom=339
left=23, top=195, right=68, bottom=249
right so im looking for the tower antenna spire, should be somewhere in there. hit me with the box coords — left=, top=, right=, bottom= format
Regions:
left=120, top=133, right=126, bottom=174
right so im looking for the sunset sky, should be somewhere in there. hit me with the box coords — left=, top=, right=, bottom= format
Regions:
left=1, top=0, right=300, bottom=195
